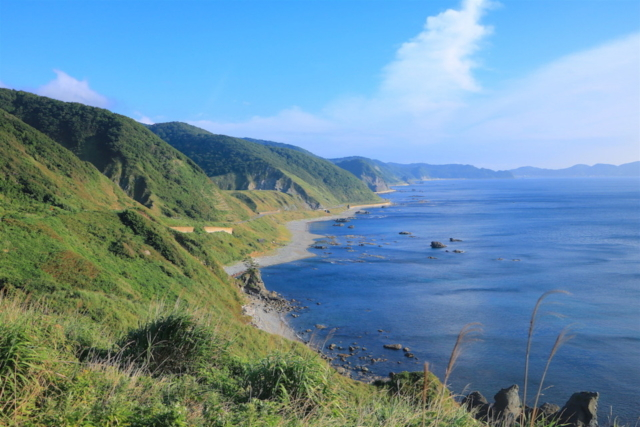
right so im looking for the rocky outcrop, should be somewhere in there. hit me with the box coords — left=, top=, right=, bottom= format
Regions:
left=558, top=392, right=599, bottom=427
left=490, top=385, right=522, bottom=425
left=238, top=261, right=290, bottom=311
left=462, top=387, right=600, bottom=427
left=431, top=241, right=447, bottom=248
left=462, top=391, right=490, bottom=420
left=539, top=402, right=560, bottom=416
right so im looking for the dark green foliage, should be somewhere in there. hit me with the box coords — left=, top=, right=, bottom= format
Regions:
left=231, top=191, right=258, bottom=212
left=242, top=137, right=317, bottom=156
left=148, top=122, right=382, bottom=208
left=117, top=313, right=215, bottom=376
left=331, top=158, right=394, bottom=192
left=0, top=89, right=232, bottom=221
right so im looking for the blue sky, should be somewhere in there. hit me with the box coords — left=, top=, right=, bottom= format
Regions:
left=1, top=0, right=638, bottom=169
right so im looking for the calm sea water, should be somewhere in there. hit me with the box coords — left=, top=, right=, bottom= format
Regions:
left=261, top=178, right=640, bottom=423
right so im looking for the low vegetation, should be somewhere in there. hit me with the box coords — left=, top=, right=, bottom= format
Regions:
left=0, top=294, right=483, bottom=427
left=0, top=89, right=615, bottom=426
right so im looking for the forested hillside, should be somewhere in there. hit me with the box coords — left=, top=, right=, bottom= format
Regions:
left=148, top=122, right=382, bottom=209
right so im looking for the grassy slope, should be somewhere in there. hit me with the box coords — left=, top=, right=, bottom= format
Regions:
left=148, top=122, right=382, bottom=208
left=0, top=110, right=134, bottom=214
left=0, top=89, right=242, bottom=223
left=0, top=95, right=477, bottom=426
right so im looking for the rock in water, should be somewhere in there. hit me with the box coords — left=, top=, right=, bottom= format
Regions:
left=431, top=241, right=447, bottom=248
left=558, top=391, right=599, bottom=427
left=383, top=344, right=403, bottom=350
left=490, top=385, right=521, bottom=426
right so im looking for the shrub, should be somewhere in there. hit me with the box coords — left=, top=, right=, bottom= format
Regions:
left=117, top=313, right=215, bottom=376
left=243, top=353, right=333, bottom=406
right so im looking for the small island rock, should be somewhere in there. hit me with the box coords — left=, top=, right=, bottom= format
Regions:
left=383, top=344, right=403, bottom=350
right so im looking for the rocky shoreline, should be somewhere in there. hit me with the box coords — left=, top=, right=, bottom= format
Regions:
left=229, top=205, right=604, bottom=426
left=227, top=202, right=391, bottom=343
left=224, top=202, right=392, bottom=276
left=227, top=202, right=392, bottom=381
left=462, top=385, right=599, bottom=427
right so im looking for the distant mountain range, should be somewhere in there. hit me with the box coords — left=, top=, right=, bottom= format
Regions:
left=329, top=156, right=514, bottom=191
left=243, top=137, right=639, bottom=192
left=508, top=162, right=640, bottom=178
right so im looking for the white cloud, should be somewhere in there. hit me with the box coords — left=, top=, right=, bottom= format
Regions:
left=378, top=0, right=493, bottom=111
left=190, top=107, right=336, bottom=141
left=36, top=70, right=109, bottom=108
left=450, top=33, right=640, bottom=168
left=186, top=2, right=639, bottom=168
left=133, top=112, right=155, bottom=125
left=193, top=0, right=494, bottom=156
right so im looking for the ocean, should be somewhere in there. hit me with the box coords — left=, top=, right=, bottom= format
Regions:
left=260, top=178, right=640, bottom=423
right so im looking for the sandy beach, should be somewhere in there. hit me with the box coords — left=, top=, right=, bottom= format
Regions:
left=225, top=202, right=391, bottom=340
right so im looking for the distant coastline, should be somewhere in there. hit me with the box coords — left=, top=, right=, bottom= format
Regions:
left=223, top=202, right=391, bottom=276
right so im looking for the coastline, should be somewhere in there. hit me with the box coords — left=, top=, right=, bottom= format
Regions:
left=223, top=202, right=391, bottom=276
left=225, top=202, right=391, bottom=341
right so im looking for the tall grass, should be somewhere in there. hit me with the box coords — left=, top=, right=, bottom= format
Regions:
left=243, top=352, right=335, bottom=408
left=522, top=290, right=570, bottom=417
left=116, top=312, right=217, bottom=376
left=530, top=325, right=575, bottom=425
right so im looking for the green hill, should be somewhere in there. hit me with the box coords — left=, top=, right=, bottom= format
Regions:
left=0, top=89, right=239, bottom=223
left=148, top=122, right=382, bottom=208
left=328, top=157, right=400, bottom=192
left=332, top=156, right=513, bottom=189
left=0, top=91, right=475, bottom=426
left=0, top=109, right=134, bottom=214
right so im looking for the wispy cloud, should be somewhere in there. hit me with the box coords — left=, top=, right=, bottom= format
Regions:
left=0, top=81, right=9, bottom=89
left=193, top=0, right=493, bottom=150
left=449, top=33, right=640, bottom=168
left=36, top=70, right=110, bottom=108
left=190, top=0, right=639, bottom=168
left=377, top=0, right=494, bottom=110
left=191, top=106, right=336, bottom=141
